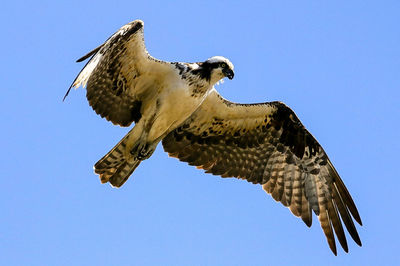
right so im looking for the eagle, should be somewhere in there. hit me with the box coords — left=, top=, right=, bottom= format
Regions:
left=65, top=20, right=362, bottom=255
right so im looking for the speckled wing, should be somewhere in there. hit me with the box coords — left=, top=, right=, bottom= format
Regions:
left=162, top=89, right=362, bottom=255
left=65, top=20, right=171, bottom=126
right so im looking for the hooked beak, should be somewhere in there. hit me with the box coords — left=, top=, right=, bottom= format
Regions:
left=223, top=68, right=234, bottom=80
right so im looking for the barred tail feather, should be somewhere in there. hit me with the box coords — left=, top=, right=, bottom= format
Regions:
left=107, top=159, right=141, bottom=187
left=94, top=133, right=141, bottom=188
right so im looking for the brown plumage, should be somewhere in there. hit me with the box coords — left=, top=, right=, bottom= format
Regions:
left=162, top=90, right=362, bottom=255
left=66, top=19, right=362, bottom=255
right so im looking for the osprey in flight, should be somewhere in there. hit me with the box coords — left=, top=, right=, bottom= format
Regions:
left=65, top=20, right=362, bottom=255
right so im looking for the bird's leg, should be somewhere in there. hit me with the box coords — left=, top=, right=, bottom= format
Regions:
left=124, top=120, right=147, bottom=161
left=129, top=140, right=156, bottom=160
left=125, top=114, right=158, bottom=161
left=135, top=142, right=157, bottom=160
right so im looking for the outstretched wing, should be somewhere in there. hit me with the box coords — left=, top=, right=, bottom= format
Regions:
left=65, top=20, right=172, bottom=126
left=162, top=89, right=362, bottom=255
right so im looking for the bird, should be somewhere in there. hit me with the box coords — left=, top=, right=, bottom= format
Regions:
left=65, top=19, right=362, bottom=255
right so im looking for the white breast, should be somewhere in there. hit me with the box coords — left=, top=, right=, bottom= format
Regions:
left=146, top=77, right=210, bottom=141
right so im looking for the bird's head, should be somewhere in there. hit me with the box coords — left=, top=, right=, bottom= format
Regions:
left=198, top=56, right=234, bottom=84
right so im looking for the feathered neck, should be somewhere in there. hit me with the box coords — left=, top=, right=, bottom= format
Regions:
left=173, top=62, right=215, bottom=96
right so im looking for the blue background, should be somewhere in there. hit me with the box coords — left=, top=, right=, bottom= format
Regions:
left=1, top=1, right=399, bottom=265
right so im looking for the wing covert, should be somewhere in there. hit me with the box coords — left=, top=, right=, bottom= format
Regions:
left=65, top=20, right=172, bottom=126
left=162, top=89, right=362, bottom=254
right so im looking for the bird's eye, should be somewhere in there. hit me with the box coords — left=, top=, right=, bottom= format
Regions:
left=221, top=63, right=226, bottom=68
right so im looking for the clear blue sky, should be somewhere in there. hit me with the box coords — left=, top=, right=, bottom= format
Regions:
left=1, top=1, right=399, bottom=265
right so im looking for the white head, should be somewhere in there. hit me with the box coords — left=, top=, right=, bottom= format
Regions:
left=198, top=56, right=234, bottom=84
left=205, top=56, right=234, bottom=70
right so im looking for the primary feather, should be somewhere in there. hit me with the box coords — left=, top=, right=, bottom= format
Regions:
left=66, top=19, right=362, bottom=255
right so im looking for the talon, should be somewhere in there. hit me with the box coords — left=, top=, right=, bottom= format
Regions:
left=137, top=144, right=150, bottom=160
left=126, top=141, right=143, bottom=159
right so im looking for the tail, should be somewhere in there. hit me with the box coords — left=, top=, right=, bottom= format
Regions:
left=94, top=133, right=141, bottom=188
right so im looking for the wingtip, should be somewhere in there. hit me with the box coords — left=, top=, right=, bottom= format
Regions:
left=347, top=201, right=362, bottom=226
left=76, top=43, right=104, bottom=63
left=302, top=217, right=312, bottom=228
left=342, top=242, right=349, bottom=253
left=354, top=234, right=362, bottom=247
left=131, top=19, right=144, bottom=27
left=76, top=53, right=92, bottom=63
left=331, top=247, right=338, bottom=256
left=62, top=86, right=73, bottom=101
left=354, top=214, right=363, bottom=226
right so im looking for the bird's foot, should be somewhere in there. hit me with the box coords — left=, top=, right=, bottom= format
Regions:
left=130, top=142, right=155, bottom=160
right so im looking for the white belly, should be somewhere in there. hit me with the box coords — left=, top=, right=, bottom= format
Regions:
left=146, top=83, right=208, bottom=141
